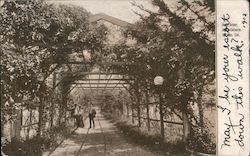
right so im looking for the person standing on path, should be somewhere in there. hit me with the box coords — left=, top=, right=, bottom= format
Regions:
left=88, top=103, right=96, bottom=129
left=79, top=106, right=84, bottom=128
left=74, top=104, right=80, bottom=128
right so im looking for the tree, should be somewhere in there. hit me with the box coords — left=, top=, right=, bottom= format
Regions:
left=1, top=0, right=107, bottom=139
left=109, top=0, right=215, bottom=124
left=107, top=0, right=215, bottom=151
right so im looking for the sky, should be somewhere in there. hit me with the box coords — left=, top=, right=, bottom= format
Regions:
left=47, top=0, right=156, bottom=23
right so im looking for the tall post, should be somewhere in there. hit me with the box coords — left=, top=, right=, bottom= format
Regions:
left=182, top=107, right=189, bottom=142
left=121, top=95, right=124, bottom=119
left=145, top=89, right=150, bottom=131
left=135, top=83, right=141, bottom=127
left=58, top=95, right=62, bottom=126
left=126, top=97, right=129, bottom=118
left=51, top=72, right=57, bottom=127
left=62, top=83, right=69, bottom=126
left=59, top=81, right=69, bottom=126
left=38, top=96, right=44, bottom=138
left=159, top=91, right=165, bottom=140
left=128, top=90, right=135, bottom=124
left=178, top=68, right=190, bottom=142
left=50, top=100, right=54, bottom=128
left=1, top=80, right=4, bottom=138
left=27, top=105, right=32, bottom=140
left=14, top=108, right=22, bottom=140
left=154, top=76, right=165, bottom=141
left=131, top=93, right=135, bottom=124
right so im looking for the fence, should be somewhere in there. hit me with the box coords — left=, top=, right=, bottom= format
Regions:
left=124, top=114, right=183, bottom=143
left=2, top=101, right=76, bottom=142
left=117, top=93, right=216, bottom=144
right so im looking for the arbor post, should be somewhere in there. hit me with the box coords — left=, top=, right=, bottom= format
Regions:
left=182, top=108, right=189, bottom=142
left=58, top=97, right=62, bottom=126
left=27, top=107, right=32, bottom=140
left=145, top=89, right=150, bottom=131
left=154, top=76, right=165, bottom=140
left=126, top=97, right=129, bottom=118
left=128, top=90, right=135, bottom=124
left=135, top=83, right=141, bottom=127
left=62, top=84, right=69, bottom=126
left=50, top=72, right=57, bottom=127
left=1, top=83, right=4, bottom=138
left=122, top=95, right=125, bottom=119
left=131, top=95, right=135, bottom=124
left=178, top=68, right=190, bottom=142
left=38, top=96, right=44, bottom=138
left=63, top=96, right=67, bottom=125
left=159, top=92, right=165, bottom=140
left=59, top=81, right=69, bottom=126
left=13, top=108, right=22, bottom=140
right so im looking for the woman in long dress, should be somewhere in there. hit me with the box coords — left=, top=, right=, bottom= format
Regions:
left=79, top=106, right=84, bottom=128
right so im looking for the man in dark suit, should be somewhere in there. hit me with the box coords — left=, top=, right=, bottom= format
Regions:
left=88, top=104, right=96, bottom=129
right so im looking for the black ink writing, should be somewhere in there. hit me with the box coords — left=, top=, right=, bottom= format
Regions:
left=231, top=38, right=244, bottom=79
left=221, top=117, right=236, bottom=148
left=222, top=54, right=238, bottom=82
left=234, top=113, right=245, bottom=147
left=242, top=13, right=247, bottom=28
left=219, top=85, right=231, bottom=104
left=222, top=14, right=231, bottom=50
left=217, top=105, right=231, bottom=115
left=231, top=87, right=243, bottom=109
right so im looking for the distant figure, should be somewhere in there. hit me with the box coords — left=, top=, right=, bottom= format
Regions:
left=74, top=104, right=80, bottom=128
left=88, top=104, right=96, bottom=129
left=79, top=106, right=84, bottom=128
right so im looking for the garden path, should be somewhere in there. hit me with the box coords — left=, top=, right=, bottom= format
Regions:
left=44, top=108, right=165, bottom=156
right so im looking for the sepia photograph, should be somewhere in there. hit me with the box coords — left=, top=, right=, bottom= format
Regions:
left=1, top=0, right=216, bottom=155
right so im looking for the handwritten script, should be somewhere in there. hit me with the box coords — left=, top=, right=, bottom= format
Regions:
left=217, top=1, right=249, bottom=155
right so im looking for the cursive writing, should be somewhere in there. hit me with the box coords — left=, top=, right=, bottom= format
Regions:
left=222, top=54, right=238, bottom=82
left=231, top=87, right=243, bottom=109
left=242, top=13, right=247, bottom=28
left=231, top=38, right=244, bottom=80
left=217, top=105, right=231, bottom=115
left=221, top=117, right=235, bottom=148
left=219, top=85, right=231, bottom=104
left=221, top=114, right=245, bottom=149
left=218, top=8, right=248, bottom=154
left=234, top=113, right=245, bottom=147
left=222, top=14, right=231, bottom=51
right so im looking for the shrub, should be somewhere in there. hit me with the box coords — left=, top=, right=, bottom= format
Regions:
left=187, top=125, right=216, bottom=154
left=3, top=137, right=44, bottom=156
left=2, top=125, right=73, bottom=156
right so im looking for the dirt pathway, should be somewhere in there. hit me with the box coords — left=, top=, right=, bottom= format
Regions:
left=44, top=108, right=165, bottom=156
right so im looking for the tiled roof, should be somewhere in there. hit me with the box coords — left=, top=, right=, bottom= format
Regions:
left=89, top=13, right=132, bottom=27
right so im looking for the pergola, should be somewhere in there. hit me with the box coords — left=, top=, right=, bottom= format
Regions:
left=52, top=62, right=135, bottom=95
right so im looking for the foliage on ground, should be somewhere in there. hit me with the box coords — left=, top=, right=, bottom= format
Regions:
left=187, top=124, right=216, bottom=154
left=2, top=125, right=74, bottom=156
left=104, top=113, right=186, bottom=155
